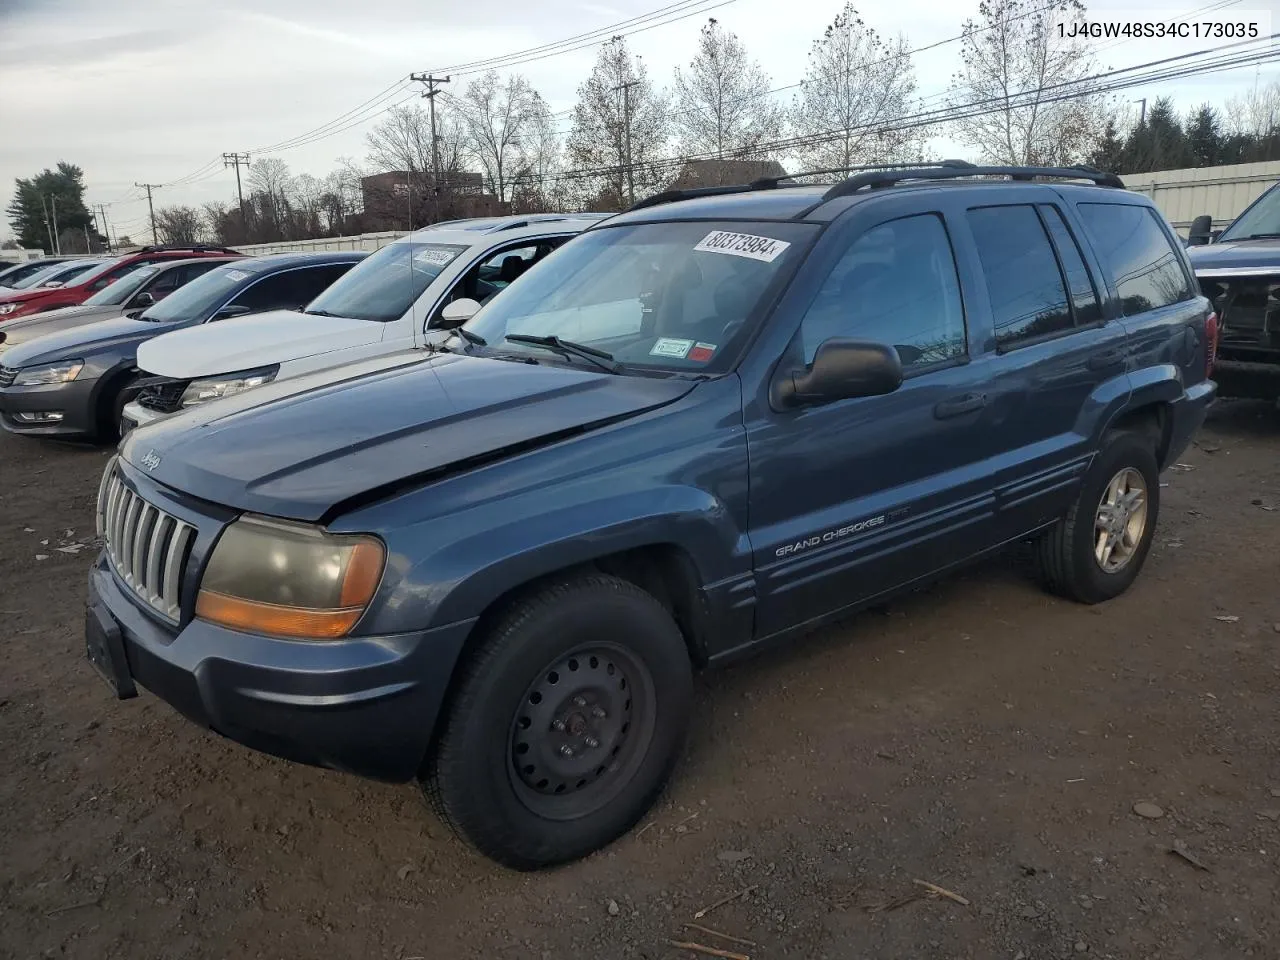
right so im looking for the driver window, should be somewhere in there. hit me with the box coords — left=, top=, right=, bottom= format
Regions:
left=436, top=240, right=565, bottom=321
left=799, top=213, right=967, bottom=371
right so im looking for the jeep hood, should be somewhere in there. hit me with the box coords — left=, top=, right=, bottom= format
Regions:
left=136, top=310, right=386, bottom=378
left=119, top=352, right=696, bottom=521
left=1188, top=237, right=1280, bottom=275
left=0, top=304, right=126, bottom=351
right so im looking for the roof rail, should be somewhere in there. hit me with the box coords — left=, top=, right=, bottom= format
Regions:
left=136, top=244, right=243, bottom=255
left=820, top=164, right=1124, bottom=201
left=625, top=160, right=977, bottom=212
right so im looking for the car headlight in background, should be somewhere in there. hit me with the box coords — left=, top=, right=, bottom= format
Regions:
left=0, top=303, right=24, bottom=315
left=13, top=360, right=83, bottom=386
left=195, top=516, right=385, bottom=640
left=179, top=365, right=279, bottom=407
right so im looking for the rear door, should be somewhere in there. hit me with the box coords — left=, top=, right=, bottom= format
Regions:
left=952, top=192, right=1130, bottom=539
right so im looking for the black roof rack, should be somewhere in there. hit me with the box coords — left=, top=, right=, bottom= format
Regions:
left=821, top=164, right=1124, bottom=201
left=626, top=161, right=979, bottom=212
left=135, top=244, right=242, bottom=255
left=625, top=160, right=1123, bottom=214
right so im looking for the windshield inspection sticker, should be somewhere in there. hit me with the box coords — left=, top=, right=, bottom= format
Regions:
left=688, top=341, right=717, bottom=362
left=414, top=248, right=456, bottom=266
left=650, top=337, right=694, bottom=359
left=222, top=269, right=250, bottom=282
left=695, top=230, right=791, bottom=263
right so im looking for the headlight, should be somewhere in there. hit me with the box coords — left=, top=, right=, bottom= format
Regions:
left=14, top=360, right=83, bottom=386
left=180, top=365, right=279, bottom=407
left=195, top=516, right=385, bottom=640
left=0, top=303, right=23, bottom=315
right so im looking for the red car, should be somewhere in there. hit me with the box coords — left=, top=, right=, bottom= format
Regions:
left=0, top=245, right=241, bottom=322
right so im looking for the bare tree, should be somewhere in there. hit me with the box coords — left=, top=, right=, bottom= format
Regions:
left=511, top=103, right=568, bottom=213
left=789, top=4, right=922, bottom=170
left=1225, top=79, right=1280, bottom=139
left=672, top=18, right=783, bottom=158
left=456, top=71, right=547, bottom=203
left=153, top=205, right=203, bottom=245
left=248, top=157, right=293, bottom=239
left=290, top=172, right=325, bottom=236
left=366, top=103, right=434, bottom=175
left=201, top=200, right=236, bottom=245
left=567, top=37, right=670, bottom=210
left=946, top=0, right=1106, bottom=166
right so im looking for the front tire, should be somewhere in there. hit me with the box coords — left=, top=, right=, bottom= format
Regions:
left=425, top=574, right=693, bottom=870
left=1033, top=431, right=1161, bottom=604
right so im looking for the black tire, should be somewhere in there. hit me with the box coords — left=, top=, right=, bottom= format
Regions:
left=1033, top=431, right=1161, bottom=604
left=100, top=377, right=138, bottom=444
left=425, top=574, right=693, bottom=870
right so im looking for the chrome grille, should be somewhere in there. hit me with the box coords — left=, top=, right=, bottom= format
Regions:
left=0, top=365, right=16, bottom=388
left=96, top=460, right=195, bottom=621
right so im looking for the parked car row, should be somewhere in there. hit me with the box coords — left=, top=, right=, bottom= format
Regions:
left=6, top=164, right=1220, bottom=871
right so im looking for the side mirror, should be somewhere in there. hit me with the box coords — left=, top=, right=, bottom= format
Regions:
left=1188, top=214, right=1214, bottom=245
left=772, top=339, right=903, bottom=409
left=434, top=297, right=482, bottom=329
left=132, top=291, right=155, bottom=308
left=213, top=303, right=252, bottom=320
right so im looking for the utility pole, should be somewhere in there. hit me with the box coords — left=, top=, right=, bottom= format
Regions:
left=96, top=204, right=114, bottom=253
left=223, top=152, right=251, bottom=228
left=409, top=73, right=450, bottom=222
left=50, top=195, right=61, bottom=254
left=39, top=194, right=55, bottom=254
left=613, top=79, right=640, bottom=206
left=135, top=182, right=160, bottom=245
left=1134, top=98, right=1147, bottom=126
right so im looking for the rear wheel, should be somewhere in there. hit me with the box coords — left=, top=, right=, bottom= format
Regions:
left=1032, top=431, right=1160, bottom=604
left=425, top=574, right=692, bottom=869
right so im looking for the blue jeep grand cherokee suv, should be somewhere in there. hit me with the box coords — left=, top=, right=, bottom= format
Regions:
left=87, top=163, right=1216, bottom=869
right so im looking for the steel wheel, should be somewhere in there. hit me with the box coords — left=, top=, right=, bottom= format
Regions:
left=1094, top=466, right=1148, bottom=573
left=508, top=643, right=656, bottom=821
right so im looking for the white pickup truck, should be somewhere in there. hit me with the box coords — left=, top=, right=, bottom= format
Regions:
left=124, top=214, right=608, bottom=427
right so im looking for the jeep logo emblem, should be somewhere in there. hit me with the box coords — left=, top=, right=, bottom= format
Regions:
left=140, top=450, right=162, bottom=471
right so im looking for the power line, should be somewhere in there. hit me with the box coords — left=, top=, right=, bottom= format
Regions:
left=509, top=36, right=1280, bottom=189
left=248, top=79, right=413, bottom=154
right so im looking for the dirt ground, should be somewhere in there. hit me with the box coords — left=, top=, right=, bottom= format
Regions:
left=1, top=401, right=1278, bottom=960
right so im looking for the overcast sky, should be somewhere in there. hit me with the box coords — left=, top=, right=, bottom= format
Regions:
left=0, top=0, right=1275, bottom=243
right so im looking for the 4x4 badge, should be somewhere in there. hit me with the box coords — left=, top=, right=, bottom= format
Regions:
left=140, top=450, right=162, bottom=471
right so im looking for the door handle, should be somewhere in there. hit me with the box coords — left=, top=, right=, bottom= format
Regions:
left=933, top=392, right=987, bottom=419
left=1087, top=348, right=1126, bottom=371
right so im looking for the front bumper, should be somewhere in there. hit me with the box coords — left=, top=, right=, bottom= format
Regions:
left=0, top=375, right=100, bottom=437
left=88, top=554, right=475, bottom=783
left=1211, top=357, right=1280, bottom=401
left=1163, top=378, right=1218, bottom=468
left=120, top=399, right=168, bottom=433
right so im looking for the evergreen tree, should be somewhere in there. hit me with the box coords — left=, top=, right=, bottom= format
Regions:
left=1184, top=104, right=1223, bottom=167
left=5, top=162, right=97, bottom=252
left=1088, top=117, right=1126, bottom=173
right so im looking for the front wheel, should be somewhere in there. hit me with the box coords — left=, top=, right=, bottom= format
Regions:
left=424, top=574, right=693, bottom=869
left=1032, top=431, right=1161, bottom=604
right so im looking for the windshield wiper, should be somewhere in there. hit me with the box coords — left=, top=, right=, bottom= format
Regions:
left=504, top=334, right=620, bottom=373
left=1238, top=233, right=1280, bottom=240
left=304, top=308, right=343, bottom=317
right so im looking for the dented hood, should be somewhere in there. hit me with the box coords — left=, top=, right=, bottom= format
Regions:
left=119, top=351, right=695, bottom=521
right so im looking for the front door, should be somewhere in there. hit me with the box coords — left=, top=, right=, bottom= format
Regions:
left=744, top=209, right=1001, bottom=640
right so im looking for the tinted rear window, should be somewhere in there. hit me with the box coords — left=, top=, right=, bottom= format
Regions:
left=1076, top=203, right=1191, bottom=314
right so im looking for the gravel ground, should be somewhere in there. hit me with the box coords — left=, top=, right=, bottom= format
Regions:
left=1, top=400, right=1278, bottom=960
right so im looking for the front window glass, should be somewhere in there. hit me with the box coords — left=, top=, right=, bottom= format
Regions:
left=1220, top=183, right=1280, bottom=241
left=137, top=262, right=261, bottom=322
left=83, top=265, right=161, bottom=305
left=13, top=259, right=103, bottom=289
left=304, top=242, right=466, bottom=322
left=464, top=221, right=816, bottom=373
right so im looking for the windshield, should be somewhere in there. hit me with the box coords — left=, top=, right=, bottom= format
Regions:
left=138, top=262, right=255, bottom=322
left=12, top=259, right=102, bottom=289
left=303, top=241, right=466, bottom=322
left=1220, top=182, right=1280, bottom=241
left=463, top=221, right=816, bottom=373
left=83, top=264, right=161, bottom=305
